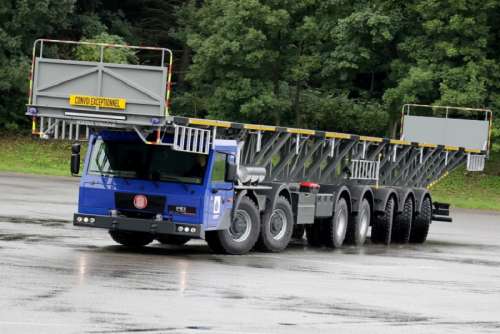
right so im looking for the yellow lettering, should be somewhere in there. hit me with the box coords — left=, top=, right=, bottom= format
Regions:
left=69, top=95, right=126, bottom=110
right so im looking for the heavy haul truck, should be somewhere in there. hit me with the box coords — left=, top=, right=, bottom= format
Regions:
left=26, top=40, right=493, bottom=254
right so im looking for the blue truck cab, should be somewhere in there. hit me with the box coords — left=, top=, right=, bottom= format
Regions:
left=74, top=130, right=238, bottom=245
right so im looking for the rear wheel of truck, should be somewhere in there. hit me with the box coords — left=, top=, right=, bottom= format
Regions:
left=156, top=235, right=190, bottom=246
left=206, top=197, right=260, bottom=255
left=256, top=196, right=294, bottom=252
left=323, top=197, right=349, bottom=248
left=393, top=197, right=413, bottom=243
left=109, top=230, right=154, bottom=248
left=345, top=198, right=371, bottom=246
left=410, top=196, right=431, bottom=243
left=371, top=196, right=395, bottom=245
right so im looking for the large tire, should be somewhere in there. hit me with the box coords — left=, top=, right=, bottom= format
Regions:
left=410, top=196, right=431, bottom=243
left=393, top=197, right=413, bottom=244
left=109, top=230, right=154, bottom=248
left=257, top=196, right=294, bottom=252
left=206, top=196, right=260, bottom=255
left=345, top=198, right=371, bottom=246
left=323, top=197, right=349, bottom=248
left=306, top=219, right=323, bottom=247
left=157, top=235, right=191, bottom=246
left=371, top=196, right=395, bottom=245
left=292, top=224, right=306, bottom=240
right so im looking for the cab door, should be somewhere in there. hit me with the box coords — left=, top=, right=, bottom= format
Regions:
left=207, top=152, right=235, bottom=228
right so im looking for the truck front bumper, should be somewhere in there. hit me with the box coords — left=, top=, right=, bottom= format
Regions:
left=73, top=213, right=204, bottom=238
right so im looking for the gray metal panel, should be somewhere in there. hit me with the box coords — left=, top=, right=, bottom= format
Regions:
left=314, top=194, right=334, bottom=217
left=292, top=192, right=316, bottom=224
left=403, top=115, right=489, bottom=150
left=31, top=58, right=167, bottom=125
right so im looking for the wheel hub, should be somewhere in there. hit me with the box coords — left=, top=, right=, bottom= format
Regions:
left=229, top=210, right=252, bottom=242
left=270, top=209, right=287, bottom=240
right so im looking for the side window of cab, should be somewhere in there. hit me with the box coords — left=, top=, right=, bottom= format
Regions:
left=212, top=152, right=228, bottom=182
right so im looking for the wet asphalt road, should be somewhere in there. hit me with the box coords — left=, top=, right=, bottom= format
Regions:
left=0, top=173, right=500, bottom=334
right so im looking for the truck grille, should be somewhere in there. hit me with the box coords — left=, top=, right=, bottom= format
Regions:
left=114, top=192, right=165, bottom=215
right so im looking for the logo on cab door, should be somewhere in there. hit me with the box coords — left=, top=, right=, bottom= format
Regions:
left=133, top=195, right=148, bottom=209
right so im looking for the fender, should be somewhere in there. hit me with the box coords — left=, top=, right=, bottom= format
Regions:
left=233, top=189, right=266, bottom=213
left=255, top=182, right=291, bottom=225
left=320, top=184, right=352, bottom=213
left=347, top=185, right=373, bottom=214
left=394, top=187, right=415, bottom=214
left=216, top=189, right=265, bottom=231
left=413, top=188, right=432, bottom=214
left=372, top=187, right=398, bottom=213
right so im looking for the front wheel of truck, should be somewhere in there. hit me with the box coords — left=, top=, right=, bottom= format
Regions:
left=206, top=197, right=260, bottom=255
left=109, top=230, right=154, bottom=248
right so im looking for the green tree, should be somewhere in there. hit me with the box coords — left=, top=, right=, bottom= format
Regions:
left=1, top=0, right=499, bottom=149
left=177, top=0, right=394, bottom=134
left=383, top=0, right=500, bottom=143
left=0, top=0, right=74, bottom=131
left=74, top=32, right=138, bottom=63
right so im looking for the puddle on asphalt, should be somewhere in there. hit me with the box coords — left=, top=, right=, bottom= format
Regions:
left=280, top=298, right=434, bottom=324
left=87, top=326, right=179, bottom=333
left=426, top=239, right=500, bottom=251
left=0, top=215, right=69, bottom=227
left=0, top=233, right=59, bottom=242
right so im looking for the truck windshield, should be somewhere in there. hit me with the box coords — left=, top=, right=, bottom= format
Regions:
left=88, top=138, right=207, bottom=184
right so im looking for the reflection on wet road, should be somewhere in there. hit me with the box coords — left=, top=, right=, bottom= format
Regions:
left=0, top=173, right=500, bottom=333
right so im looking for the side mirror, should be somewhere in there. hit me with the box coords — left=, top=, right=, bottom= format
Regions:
left=225, top=160, right=237, bottom=182
left=71, top=142, right=81, bottom=176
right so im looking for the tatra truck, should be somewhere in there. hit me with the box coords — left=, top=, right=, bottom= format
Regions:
left=26, top=40, right=492, bottom=254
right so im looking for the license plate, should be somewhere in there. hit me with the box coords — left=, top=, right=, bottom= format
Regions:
left=69, top=95, right=126, bottom=110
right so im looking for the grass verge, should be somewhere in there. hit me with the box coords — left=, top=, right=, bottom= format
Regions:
left=0, top=135, right=87, bottom=176
left=431, top=152, right=500, bottom=211
left=0, top=136, right=498, bottom=210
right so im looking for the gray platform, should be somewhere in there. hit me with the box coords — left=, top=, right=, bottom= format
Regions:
left=28, top=57, right=168, bottom=126
left=403, top=115, right=489, bottom=151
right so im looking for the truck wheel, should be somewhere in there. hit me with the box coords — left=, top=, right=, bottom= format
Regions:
left=371, top=196, right=395, bottom=245
left=393, top=197, right=413, bottom=243
left=410, top=196, right=431, bottom=243
left=207, top=196, right=260, bottom=255
left=323, top=197, right=349, bottom=248
left=292, top=224, right=305, bottom=240
left=257, top=196, right=294, bottom=252
left=109, top=230, right=154, bottom=248
left=157, top=235, right=191, bottom=246
left=345, top=198, right=371, bottom=246
left=306, top=220, right=323, bottom=247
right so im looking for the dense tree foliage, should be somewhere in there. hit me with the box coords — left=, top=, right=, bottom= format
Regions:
left=0, top=0, right=498, bottom=149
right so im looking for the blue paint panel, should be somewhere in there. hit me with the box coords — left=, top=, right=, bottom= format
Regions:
left=79, top=174, right=207, bottom=224
left=203, top=147, right=236, bottom=229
